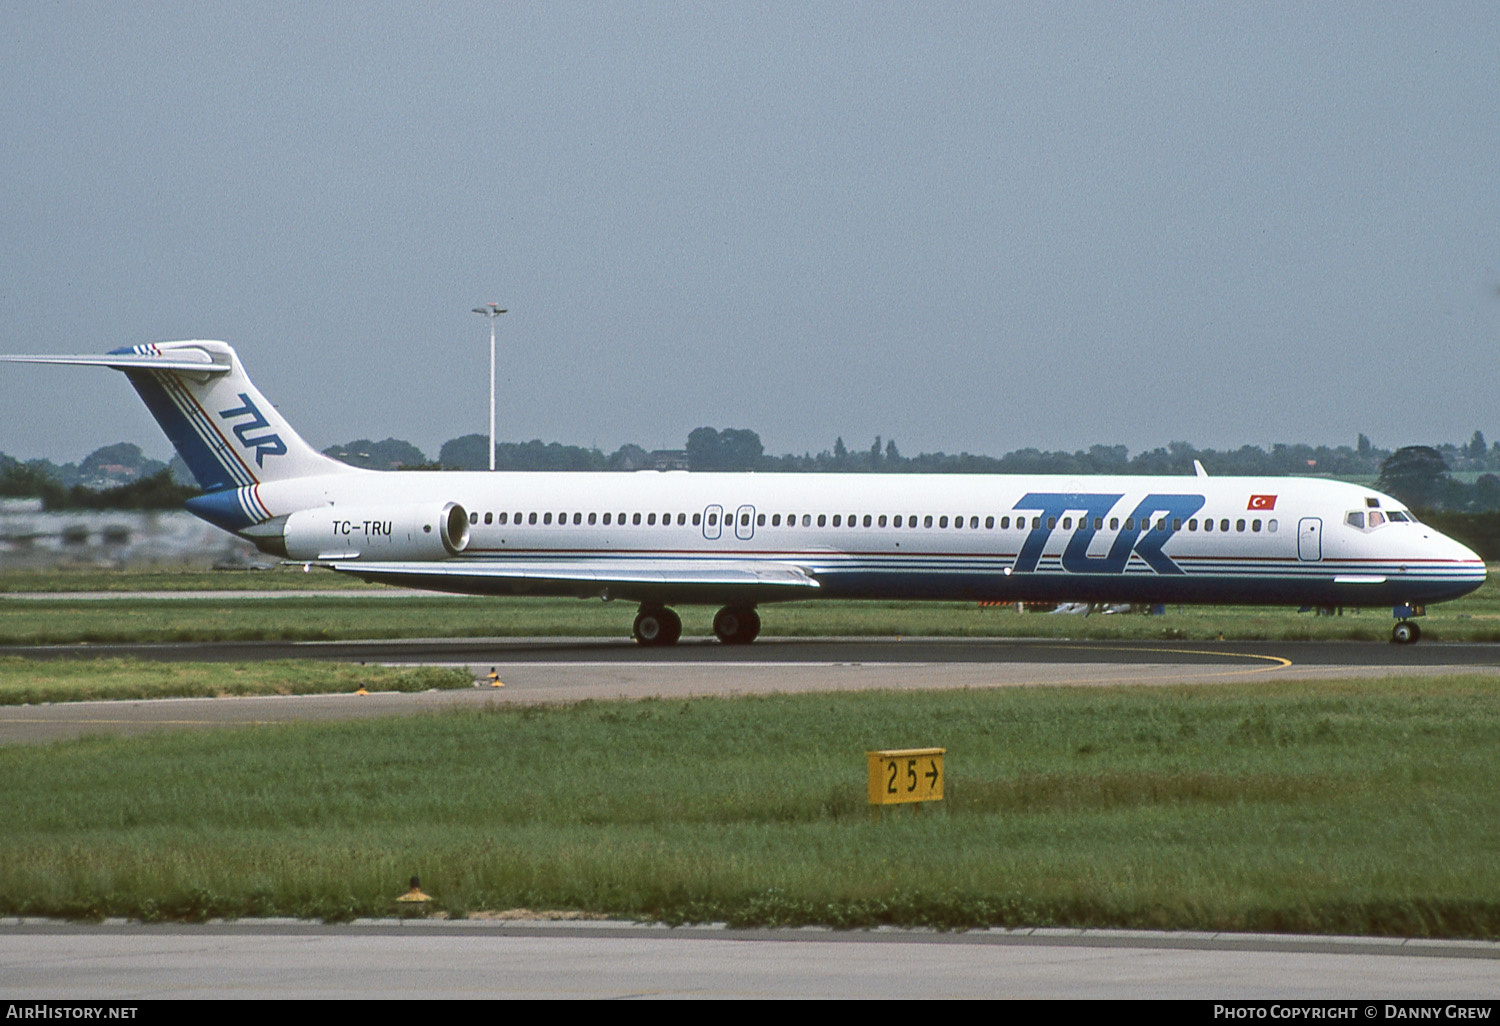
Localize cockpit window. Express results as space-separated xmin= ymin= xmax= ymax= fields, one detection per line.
xmin=1388 ymin=510 xmax=1413 ymax=523
xmin=1348 ymin=509 xmax=1400 ymax=531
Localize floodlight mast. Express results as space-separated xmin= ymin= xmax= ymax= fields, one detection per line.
xmin=471 ymin=302 xmax=507 ymax=471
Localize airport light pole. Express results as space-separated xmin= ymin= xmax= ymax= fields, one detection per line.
xmin=471 ymin=302 xmax=507 ymax=471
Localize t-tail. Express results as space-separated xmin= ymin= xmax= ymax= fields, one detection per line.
xmin=0 ymin=340 xmax=357 ymax=529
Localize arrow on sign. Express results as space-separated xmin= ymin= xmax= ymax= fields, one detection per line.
xmin=926 ymin=761 xmax=940 ymax=789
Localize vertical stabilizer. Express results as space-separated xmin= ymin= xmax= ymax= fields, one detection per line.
xmin=105 ymin=340 xmax=356 ymax=492
xmin=1 ymin=341 xmax=358 ymax=495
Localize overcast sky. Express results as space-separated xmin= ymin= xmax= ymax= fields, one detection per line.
xmin=2 ymin=3 xmax=1497 ymax=466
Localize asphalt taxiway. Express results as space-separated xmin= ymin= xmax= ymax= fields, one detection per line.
xmin=4 ymin=918 xmax=1500 ymax=999
xmin=2 ymin=637 xmax=1498 ymax=745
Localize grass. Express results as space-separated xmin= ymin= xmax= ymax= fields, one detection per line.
xmin=0 ymin=656 xmax=473 ymax=704
xmin=2 ymin=676 xmax=1499 ymax=935
xmin=2 ymin=563 xmax=1497 ymax=644
xmin=0 ymin=565 xmax=382 ymax=593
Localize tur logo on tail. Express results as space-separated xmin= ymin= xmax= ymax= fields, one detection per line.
xmin=218 ymin=393 xmax=287 ymax=467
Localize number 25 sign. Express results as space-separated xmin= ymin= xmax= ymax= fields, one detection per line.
xmin=866 ymin=748 xmax=945 ymax=806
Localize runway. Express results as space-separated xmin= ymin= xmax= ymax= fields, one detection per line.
xmin=3 ymin=637 xmax=1498 ymax=745
xmin=3 ymin=918 xmax=1498 ymax=999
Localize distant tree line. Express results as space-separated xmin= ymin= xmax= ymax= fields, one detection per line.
xmin=6 ymin=430 xmax=1500 ymax=521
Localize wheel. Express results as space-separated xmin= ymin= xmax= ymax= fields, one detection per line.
xmin=1391 ymin=621 xmax=1421 ymax=644
xmin=713 ymin=606 xmax=760 ymax=644
xmin=633 ymin=606 xmax=682 ymax=646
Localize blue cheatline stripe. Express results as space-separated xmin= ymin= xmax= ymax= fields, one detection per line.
xmin=437 ymin=549 xmax=1480 ymax=587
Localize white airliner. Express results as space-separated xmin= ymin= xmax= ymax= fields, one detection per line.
xmin=1 ymin=340 xmax=1485 ymax=645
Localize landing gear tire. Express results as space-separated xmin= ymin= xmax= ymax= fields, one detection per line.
xmin=633 ymin=606 xmax=682 ymax=646
xmin=712 ymin=605 xmax=761 ymax=645
xmin=1392 ymin=620 xmax=1421 ymax=645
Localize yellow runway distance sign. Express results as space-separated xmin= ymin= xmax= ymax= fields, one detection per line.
xmin=867 ymin=748 xmax=945 ymax=805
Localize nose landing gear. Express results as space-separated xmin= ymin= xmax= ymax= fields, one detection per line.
xmin=1391 ymin=620 xmax=1421 ymax=644
xmin=1391 ymin=603 xmax=1425 ymax=644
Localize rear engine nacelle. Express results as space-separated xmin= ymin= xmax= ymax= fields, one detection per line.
xmin=274 ymin=502 xmax=471 ymax=561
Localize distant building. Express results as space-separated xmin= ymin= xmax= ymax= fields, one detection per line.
xmin=650 ymin=450 xmax=690 ymax=471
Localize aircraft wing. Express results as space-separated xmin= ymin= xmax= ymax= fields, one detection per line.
xmin=316 ymin=557 xmax=822 ymax=603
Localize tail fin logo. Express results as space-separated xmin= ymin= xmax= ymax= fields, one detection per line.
xmin=218 ymin=393 xmax=288 ymax=467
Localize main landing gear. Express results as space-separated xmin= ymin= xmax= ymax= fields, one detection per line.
xmin=632 ymin=604 xmax=760 ymax=646
xmin=632 ymin=605 xmax=682 ymax=647
xmin=711 ymin=605 xmax=761 ymax=645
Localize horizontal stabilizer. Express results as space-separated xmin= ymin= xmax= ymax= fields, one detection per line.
xmin=0 ymin=352 xmax=230 ymax=373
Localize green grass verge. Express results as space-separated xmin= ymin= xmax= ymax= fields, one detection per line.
xmin=0 ymin=657 xmax=472 ymax=704
xmin=2 ymin=583 xmax=1499 ymax=645
xmin=2 ymin=563 xmax=1497 ymax=644
xmin=0 ymin=565 xmax=382 ymax=593
xmin=3 ymin=675 xmax=1499 ymax=935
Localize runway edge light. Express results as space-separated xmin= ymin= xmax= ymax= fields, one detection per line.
xmin=396 ymin=876 xmax=431 ymax=903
